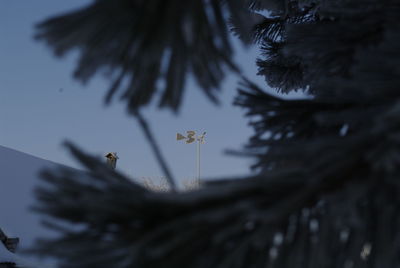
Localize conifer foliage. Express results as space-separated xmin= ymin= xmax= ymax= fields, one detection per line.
xmin=36 ymin=0 xmax=259 ymax=112
xmin=33 ymin=0 xmax=400 ymax=267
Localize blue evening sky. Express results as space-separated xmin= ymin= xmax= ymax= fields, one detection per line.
xmin=0 ymin=1 xmax=303 ymax=184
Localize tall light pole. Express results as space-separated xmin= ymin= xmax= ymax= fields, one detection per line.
xmin=177 ymin=131 xmax=206 ymax=180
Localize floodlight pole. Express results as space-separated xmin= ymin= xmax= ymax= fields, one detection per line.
xmin=197 ymin=138 xmax=201 ymax=180
xmin=177 ymin=131 xmax=205 ymax=181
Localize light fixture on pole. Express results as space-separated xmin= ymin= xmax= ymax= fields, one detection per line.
xmin=105 ymin=152 xmax=119 ymax=169
xmin=176 ymin=131 xmax=206 ymax=180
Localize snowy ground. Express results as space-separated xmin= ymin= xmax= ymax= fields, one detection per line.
xmin=0 ymin=145 xmax=75 ymax=267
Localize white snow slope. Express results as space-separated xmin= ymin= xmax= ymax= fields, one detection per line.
xmin=0 ymin=145 xmax=75 ymax=267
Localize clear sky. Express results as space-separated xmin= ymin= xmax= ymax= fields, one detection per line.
xmin=0 ymin=1 xmax=303 ymax=184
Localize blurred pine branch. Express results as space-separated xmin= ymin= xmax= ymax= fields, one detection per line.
xmin=29 ymin=0 xmax=400 ymax=267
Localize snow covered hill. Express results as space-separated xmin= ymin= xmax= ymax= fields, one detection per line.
xmin=0 ymin=145 xmax=75 ymax=267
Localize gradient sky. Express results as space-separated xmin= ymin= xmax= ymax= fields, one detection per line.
xmin=0 ymin=1 xmax=304 ymax=184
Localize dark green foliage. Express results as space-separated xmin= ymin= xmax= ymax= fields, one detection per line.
xmin=238 ymin=0 xmax=400 ymax=174
xmin=32 ymin=0 xmax=400 ymax=267
xmin=0 ymin=229 xmax=18 ymax=267
xmin=35 ymin=0 xmax=260 ymax=113
xmin=0 ymin=263 xmax=17 ymax=268
xmin=31 ymin=144 xmax=334 ymax=268
xmin=0 ymin=229 xmax=19 ymax=253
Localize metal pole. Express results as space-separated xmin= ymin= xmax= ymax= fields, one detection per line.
xmin=196 ymin=138 xmax=198 ymax=180
xmin=197 ymin=138 xmax=201 ymax=180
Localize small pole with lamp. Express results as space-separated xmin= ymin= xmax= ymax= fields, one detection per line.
xmin=105 ymin=152 xmax=119 ymax=169
xmin=177 ymin=131 xmax=206 ymax=180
